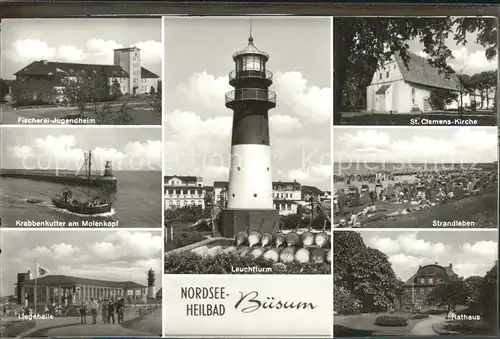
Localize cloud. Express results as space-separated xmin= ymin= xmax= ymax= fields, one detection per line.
xmin=274 ymin=71 xmax=332 ymax=124
xmin=418 ymin=47 xmax=497 ymax=75
xmin=270 ymin=115 xmax=303 ymax=134
xmin=8 ymin=135 xmax=161 ymax=171
xmin=361 ymin=231 xmax=498 ymax=281
xmin=2 ymin=231 xmax=162 ymax=291
xmin=334 ymin=128 xmax=497 ymax=164
xmin=173 ymin=71 xmax=331 ymax=124
xmin=8 ymin=38 xmax=162 ymax=67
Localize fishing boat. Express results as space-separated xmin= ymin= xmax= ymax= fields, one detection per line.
xmin=51 ymin=150 xmax=112 ymax=215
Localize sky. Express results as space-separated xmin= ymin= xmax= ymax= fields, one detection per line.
xmin=0 ymin=230 xmax=162 ymax=297
xmin=1 ymin=127 xmax=162 ymax=171
xmin=355 ymin=230 xmax=498 ymax=281
xmin=163 ymin=17 xmax=332 ymax=191
xmin=407 ymin=17 xmax=498 ymax=75
xmin=334 ymin=127 xmax=497 ymax=164
xmin=1 ymin=18 xmax=162 ymax=79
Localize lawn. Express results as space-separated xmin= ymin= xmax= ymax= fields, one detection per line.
xmin=433 ymin=320 xmax=494 ymax=335
xmin=335 ymin=186 xmax=498 ymax=228
xmin=364 ymin=186 xmax=498 ymax=228
xmin=337 ymin=112 xmax=496 ymax=126
xmin=334 ymin=312 xmax=424 ymax=336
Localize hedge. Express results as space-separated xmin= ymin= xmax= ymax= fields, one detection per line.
xmin=374 ymin=315 xmax=408 ymax=327
xmin=412 ymin=314 xmax=430 ymax=320
xmin=165 ymin=251 xmax=331 ymax=274
xmin=165 ymin=231 xmax=209 ymax=252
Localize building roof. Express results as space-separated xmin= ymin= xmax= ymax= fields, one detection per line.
xmin=395 ymin=52 xmax=460 ymax=91
xmin=156 ymin=288 xmax=162 ymax=298
xmin=214 ymin=181 xmax=302 ymax=189
xmin=14 ymin=61 xmax=159 ymax=79
xmin=165 ymin=175 xmax=198 ymax=182
xmin=213 ymin=181 xmax=229 ymax=189
xmin=273 ymin=199 xmax=299 ymax=204
xmin=376 ymin=84 xmax=391 ymax=94
xmin=403 ymin=263 xmax=457 ymax=286
xmin=232 ymin=36 xmax=269 ymax=61
xmin=114 ymin=47 xmax=141 ymax=51
xmin=141 ymin=67 xmax=159 ymax=79
xmin=19 ymin=275 xmax=147 ymax=289
xmin=302 ymin=185 xmax=324 ymax=196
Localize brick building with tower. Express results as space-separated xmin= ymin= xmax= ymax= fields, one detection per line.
xmin=13 ymin=46 xmax=159 ymax=100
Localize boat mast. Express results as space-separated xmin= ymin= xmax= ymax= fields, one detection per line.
xmin=87 ymin=150 xmax=92 ymax=201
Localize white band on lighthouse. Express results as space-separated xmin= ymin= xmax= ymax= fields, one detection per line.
xmin=227 ymin=144 xmax=273 ymax=209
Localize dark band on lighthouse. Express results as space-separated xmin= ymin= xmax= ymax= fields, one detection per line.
xmin=225 ymin=36 xmax=276 ymax=146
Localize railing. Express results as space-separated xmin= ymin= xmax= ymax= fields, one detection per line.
xmin=225 ymin=89 xmax=276 ymax=104
xmin=229 ymin=70 xmax=272 ymax=82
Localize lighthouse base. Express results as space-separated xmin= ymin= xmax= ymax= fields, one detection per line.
xmin=218 ymin=209 xmax=280 ymax=238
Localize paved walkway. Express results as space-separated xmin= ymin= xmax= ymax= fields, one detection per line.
xmin=410 ymin=315 xmax=446 ymax=336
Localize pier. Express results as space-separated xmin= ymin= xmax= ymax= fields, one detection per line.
xmin=0 ymin=169 xmax=118 ymax=191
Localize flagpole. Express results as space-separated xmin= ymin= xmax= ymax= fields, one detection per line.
xmin=34 ymin=260 xmax=37 ymax=314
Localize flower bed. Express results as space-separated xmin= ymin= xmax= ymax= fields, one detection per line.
xmin=374 ymin=315 xmax=408 ymax=327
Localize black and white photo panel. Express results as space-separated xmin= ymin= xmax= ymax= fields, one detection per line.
xmin=333 ymin=230 xmax=498 ymax=337
xmin=0 ymin=18 xmax=162 ymax=126
xmin=333 ymin=127 xmax=498 ymax=229
xmin=0 ymin=229 xmax=163 ymax=337
xmin=0 ymin=127 xmax=162 ymax=228
xmin=333 ymin=17 xmax=498 ymax=126
xmin=162 ymin=16 xmax=333 ymax=338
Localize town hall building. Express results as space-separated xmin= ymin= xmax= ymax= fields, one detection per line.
xmin=366 ymin=51 xmax=495 ymax=113
xmin=13 ymin=46 xmax=159 ymax=98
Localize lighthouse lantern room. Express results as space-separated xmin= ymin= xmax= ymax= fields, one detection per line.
xmin=218 ymin=26 xmax=280 ymax=238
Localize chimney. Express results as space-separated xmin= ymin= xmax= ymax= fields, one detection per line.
xmin=41 ymin=60 xmax=48 ymax=65
xmin=435 ymin=262 xmax=438 ymax=265
xmin=449 ymin=263 xmax=452 ymax=269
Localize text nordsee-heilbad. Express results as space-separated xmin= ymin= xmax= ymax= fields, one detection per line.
xmin=181 ymin=286 xmax=227 ymax=317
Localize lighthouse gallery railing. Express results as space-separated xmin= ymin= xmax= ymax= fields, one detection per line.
xmin=225 ymin=88 xmax=276 ymax=104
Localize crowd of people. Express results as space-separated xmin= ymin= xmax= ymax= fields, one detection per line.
xmin=78 ymin=297 xmax=126 ymax=325
xmin=333 ymin=169 xmax=497 ymax=227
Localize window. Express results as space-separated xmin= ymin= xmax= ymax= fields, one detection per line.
xmin=379 ymin=73 xmax=382 ymax=80
xmin=386 ymin=71 xmax=389 ymax=78
xmin=412 ymin=88 xmax=416 ymax=105
xmin=394 ymin=64 xmax=396 ymax=70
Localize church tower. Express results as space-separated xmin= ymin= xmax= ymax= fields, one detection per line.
xmin=113 ymin=46 xmax=141 ymax=95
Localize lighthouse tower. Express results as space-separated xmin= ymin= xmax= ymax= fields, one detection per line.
xmin=219 ymin=28 xmax=280 ymax=237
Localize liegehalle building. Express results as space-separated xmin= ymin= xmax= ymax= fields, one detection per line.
xmin=16 ymin=271 xmax=148 ymax=306
xmin=14 ymin=47 xmax=159 ymax=97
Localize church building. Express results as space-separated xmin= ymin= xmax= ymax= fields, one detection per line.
xmin=366 ymin=51 xmax=494 ymax=113
xmin=13 ymin=46 xmax=159 ymax=98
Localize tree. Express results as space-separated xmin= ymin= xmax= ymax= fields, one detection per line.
xmin=149 ymin=86 xmax=155 ymax=95
xmin=429 ymin=88 xmax=458 ymax=110
xmin=91 ymin=68 xmax=111 ymax=102
xmin=480 ymin=262 xmax=497 ymax=331
xmin=464 ymin=275 xmax=483 ymax=310
xmin=334 ymin=231 xmax=402 ymax=312
xmin=111 ymin=79 xmax=122 ymax=100
xmin=333 ymin=17 xmax=497 ymax=124
xmin=0 ymin=78 xmax=9 ymax=102
xmin=62 ymin=75 xmax=93 ymax=114
xmin=10 ymin=78 xmax=56 ymax=105
xmin=426 ymin=279 xmax=469 ymax=311
xmin=455 ymin=71 xmax=473 ymax=118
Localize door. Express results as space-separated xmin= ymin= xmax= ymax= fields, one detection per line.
xmin=423 ymin=98 xmax=430 ymax=112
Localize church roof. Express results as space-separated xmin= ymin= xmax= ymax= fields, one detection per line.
xmin=395 ymin=52 xmax=461 ymax=91
xmin=18 ymin=274 xmax=146 ymax=288
xmin=14 ymin=61 xmax=159 ymax=79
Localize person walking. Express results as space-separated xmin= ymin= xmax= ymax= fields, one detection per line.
xmin=78 ymin=301 xmax=87 ymax=324
xmin=89 ymin=298 xmax=98 ymax=324
xmin=116 ymin=298 xmax=125 ymax=324
xmin=107 ymin=298 xmax=115 ymax=324
xmin=102 ymin=300 xmax=108 ymax=323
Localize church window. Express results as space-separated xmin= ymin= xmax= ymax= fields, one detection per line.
xmin=386 ymin=71 xmax=389 ymax=78
xmin=412 ymin=88 xmax=416 ymax=105
xmin=379 ymin=73 xmax=382 ymax=80
xmin=394 ymin=64 xmax=396 ymax=69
